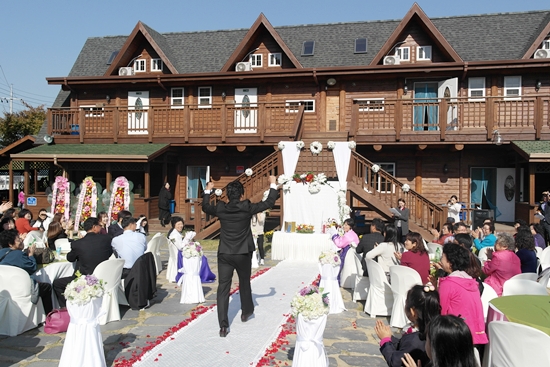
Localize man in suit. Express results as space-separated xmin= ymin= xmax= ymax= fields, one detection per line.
xmin=202 ymin=176 xmax=278 ymax=337
xmin=53 ymin=217 xmax=113 ymax=307
xmin=107 ymin=210 xmax=132 ymax=238
xmin=356 ymin=217 xmax=385 ymax=276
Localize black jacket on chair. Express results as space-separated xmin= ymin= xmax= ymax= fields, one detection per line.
xmin=124 ymin=252 xmax=157 ymax=310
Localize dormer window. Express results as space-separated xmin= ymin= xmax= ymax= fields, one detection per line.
xmin=151 ymin=58 xmax=163 ymax=71
xmin=355 ymin=38 xmax=367 ymax=53
xmin=396 ymin=47 xmax=410 ymax=61
xmin=249 ymin=54 xmax=262 ymax=67
xmin=543 ymin=39 xmax=550 ymax=49
xmin=417 ymin=46 xmax=432 ymax=61
xmin=134 ymin=59 xmax=146 ymax=72
xmin=268 ymin=53 xmax=282 ymax=66
xmin=302 ymin=41 xmax=315 ymax=56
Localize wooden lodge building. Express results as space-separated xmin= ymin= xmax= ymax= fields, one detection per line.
xmin=6 ymin=4 xmax=550 ymax=238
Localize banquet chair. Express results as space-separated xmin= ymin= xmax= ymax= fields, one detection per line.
xmin=389 ymin=265 xmax=422 ymax=328
xmin=535 ymin=246 xmax=542 ymax=258
xmin=340 ymin=248 xmax=356 ymax=288
xmin=539 ymin=247 xmax=550 ymax=272
xmin=145 ymin=232 xmax=164 ymax=275
xmin=508 ymin=272 xmax=538 ymax=282
xmin=538 ymin=267 xmax=550 ymax=288
xmin=352 ymin=251 xmax=369 ymax=301
xmin=93 ymin=259 xmax=124 ymax=325
xmin=166 ymin=238 xmax=179 ymax=282
xmin=364 ymin=259 xmax=393 ymax=318
xmin=427 ymin=243 xmax=442 ymax=255
xmin=501 ymin=279 xmax=548 ymax=296
xmin=54 ymin=238 xmax=72 ymax=253
xmin=487 ymin=321 xmax=550 ymax=367
xmin=480 ymin=282 xmax=499 ymax=322
xmin=23 ymin=230 xmax=46 ymax=249
xmin=0 ymin=265 xmax=46 ymax=336
xmin=477 ymin=246 xmax=494 ymax=264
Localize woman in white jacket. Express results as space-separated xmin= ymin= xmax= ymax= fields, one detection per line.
xmin=366 ymin=224 xmax=403 ymax=276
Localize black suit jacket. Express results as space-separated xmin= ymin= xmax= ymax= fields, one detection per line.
xmin=107 ymin=223 xmax=123 ymax=238
xmin=356 ymin=232 xmax=385 ymax=275
xmin=66 ymin=232 xmax=113 ymax=275
xmin=202 ymin=188 xmax=278 ymax=254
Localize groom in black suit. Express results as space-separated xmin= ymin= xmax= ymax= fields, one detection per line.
xmin=202 ymin=176 xmax=278 ymax=337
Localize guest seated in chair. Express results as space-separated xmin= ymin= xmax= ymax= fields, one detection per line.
xmin=471 ymin=222 xmax=497 ymax=252
xmin=483 ymin=232 xmax=521 ymax=296
xmin=515 ymin=225 xmax=538 ymax=274
xmin=395 ymin=232 xmax=430 ymax=282
xmin=107 ymin=210 xmax=132 ymax=238
xmin=15 ymin=209 xmax=41 ymax=235
xmin=366 ymin=224 xmax=403 ymax=277
xmin=330 ymin=218 xmax=360 ymax=285
xmin=356 ymin=218 xmax=385 ymax=276
xmin=111 ymin=217 xmax=146 ymax=279
xmin=46 ymin=222 xmax=68 ymax=251
xmin=0 ymin=229 xmax=53 ymax=314
xmin=53 ymin=217 xmax=113 ymax=307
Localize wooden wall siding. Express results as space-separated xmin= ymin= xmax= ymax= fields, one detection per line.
xmin=295 ymin=150 xmax=338 ymax=177
xmin=401 ymin=21 xmax=445 ymax=63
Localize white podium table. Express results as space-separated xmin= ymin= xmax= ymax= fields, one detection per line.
xmin=271 ymin=232 xmax=334 ymax=262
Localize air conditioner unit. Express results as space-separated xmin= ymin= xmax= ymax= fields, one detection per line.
xmin=235 ymin=62 xmax=252 ymax=72
xmin=534 ymin=48 xmax=550 ymax=59
xmin=118 ymin=67 xmax=134 ymax=76
xmin=383 ymin=55 xmax=400 ymax=65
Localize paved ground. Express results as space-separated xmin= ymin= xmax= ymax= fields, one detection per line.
xmin=0 ymin=238 xmax=394 ymax=367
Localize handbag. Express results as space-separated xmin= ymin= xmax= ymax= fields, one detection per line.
xmin=44 ymin=308 xmax=70 ymax=334
xmin=33 ymin=247 xmax=55 ymax=264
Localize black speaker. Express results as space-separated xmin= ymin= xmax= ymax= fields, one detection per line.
xmin=472 ymin=209 xmax=494 ymax=230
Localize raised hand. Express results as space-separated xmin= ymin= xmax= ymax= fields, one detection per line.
xmin=401 ymin=353 xmax=421 ymax=367
xmin=374 ymin=319 xmax=392 ymax=339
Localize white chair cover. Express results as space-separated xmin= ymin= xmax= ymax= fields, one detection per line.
xmin=480 ymin=282 xmax=499 ymax=322
xmin=292 ymin=314 xmax=328 ymax=367
xmin=23 ymin=230 xmax=46 ymax=249
xmin=0 ymin=265 xmax=46 ymax=336
xmin=508 ymin=272 xmax=538 ymax=282
xmin=427 ymin=243 xmax=443 ymax=255
xmin=55 ymin=238 xmax=72 ymax=253
xmin=352 ymin=251 xmax=369 ymax=302
xmin=535 ymin=246 xmax=543 ymax=258
xmin=502 ymin=279 xmax=548 ymax=296
xmin=93 ymin=259 xmax=124 ymax=325
xmin=59 ymin=297 xmax=106 ymax=367
xmin=340 ymin=248 xmax=356 ymax=289
xmin=145 ymin=232 xmax=164 ymax=275
xmin=388 ymin=265 xmax=422 ymax=328
xmin=538 ymin=267 xmax=550 ymax=288
xmin=33 ymin=261 xmax=76 ymax=309
xmin=364 ymin=259 xmax=394 ymax=317
xmin=166 ymin=239 xmax=179 ymax=282
xmin=178 ymin=256 xmax=205 ymax=304
xmin=318 ymin=263 xmax=346 ymax=314
xmin=477 ymin=246 xmax=494 ymax=265
xmin=488 ymin=321 xmax=550 ymax=367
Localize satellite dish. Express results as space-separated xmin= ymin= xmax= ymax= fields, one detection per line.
xmin=44 ymin=135 xmax=54 ymax=144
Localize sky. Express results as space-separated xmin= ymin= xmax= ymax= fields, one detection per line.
xmin=0 ymin=0 xmax=548 ymax=113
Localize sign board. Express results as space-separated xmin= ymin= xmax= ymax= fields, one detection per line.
xmin=236 ymin=166 xmax=244 ymax=174
xmin=26 ymin=197 xmax=37 ymax=206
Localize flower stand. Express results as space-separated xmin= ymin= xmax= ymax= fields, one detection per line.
xmin=178 ymin=256 xmax=205 ymax=304
xmin=292 ymin=314 xmax=328 ymax=367
xmin=318 ymin=263 xmax=346 ymax=314
xmin=59 ymin=297 xmax=106 ymax=367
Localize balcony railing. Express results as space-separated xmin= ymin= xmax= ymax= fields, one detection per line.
xmin=48 ymin=95 xmax=550 ymax=144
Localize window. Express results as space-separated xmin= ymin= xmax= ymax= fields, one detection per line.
xmin=134 ymin=59 xmax=146 ymax=72
xmin=468 ymin=77 xmax=485 ymax=101
xmin=81 ymin=105 xmax=104 ymax=118
xmin=356 ymin=98 xmax=385 ymax=112
xmin=171 ymin=88 xmax=184 ymax=109
xmin=355 ymin=38 xmax=368 ymax=53
xmin=396 ymin=47 xmax=410 ymax=61
xmin=268 ymin=53 xmax=282 ymax=66
xmin=366 ymin=163 xmax=396 ymax=193
xmin=285 ymin=100 xmax=315 ymax=113
xmin=542 ymin=39 xmax=550 ymax=49
xmin=198 ymin=87 xmax=212 ymax=108
xmin=504 ymin=76 xmax=522 ymax=100
xmin=249 ymin=54 xmax=262 ymax=67
xmin=417 ymin=46 xmax=432 ymax=61
xmin=151 ymin=58 xmax=163 ymax=72
xmin=107 ymin=51 xmax=119 ymax=65
xmin=302 ymin=41 xmax=315 ymax=56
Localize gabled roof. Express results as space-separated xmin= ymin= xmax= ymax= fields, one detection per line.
xmin=103 ymin=21 xmax=178 ymax=76
xmin=522 ymin=12 xmax=550 ymax=59
xmin=371 ymin=3 xmax=462 ymax=65
xmin=221 ymin=13 xmax=302 ymax=72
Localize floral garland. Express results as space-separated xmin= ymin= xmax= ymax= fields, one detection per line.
xmin=279 ymin=172 xmax=327 ymax=194
xmin=74 ymin=177 xmax=98 ymax=231
xmin=310 ymin=141 xmax=323 ymax=154
xmin=108 ymin=176 xmax=130 ymax=222
xmin=51 ymin=176 xmax=71 ymax=221
xmin=337 ymin=189 xmax=351 ymax=225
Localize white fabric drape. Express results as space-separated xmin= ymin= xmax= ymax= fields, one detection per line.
xmin=318 ymin=264 xmax=346 ymax=314
xmin=281 ymin=141 xmax=301 ymax=176
xmin=293 ymin=314 xmax=328 ymax=367
xmin=271 ymin=232 xmax=334 ymax=261
xmin=332 ymin=142 xmax=351 ymax=190
xmin=178 ymin=256 xmax=205 ymax=304
xmin=59 ymin=297 xmax=106 ymax=367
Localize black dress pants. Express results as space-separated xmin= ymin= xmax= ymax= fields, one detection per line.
xmin=53 ymin=275 xmax=76 ymax=308
xmin=257 ymin=234 xmax=265 ymax=260
xmin=38 ymin=282 xmax=53 ymax=314
xmin=217 ymin=252 xmax=253 ymax=328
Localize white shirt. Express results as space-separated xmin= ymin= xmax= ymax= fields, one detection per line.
xmin=365 ymin=241 xmax=404 ymax=273
xmin=111 ymin=229 xmax=147 ymax=269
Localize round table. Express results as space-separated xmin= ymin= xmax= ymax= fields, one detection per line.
xmin=488 ymin=295 xmax=550 ymax=335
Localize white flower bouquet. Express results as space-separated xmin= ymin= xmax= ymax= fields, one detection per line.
xmin=348 ymin=141 xmax=356 ymax=149
xmin=327 ymin=141 xmax=336 ymax=150
xmin=296 ymin=141 xmax=305 ymax=149
xmin=64 ymin=272 xmax=105 ymax=306
xmin=319 ymin=250 xmax=341 ymax=267
xmin=215 ymin=189 xmax=223 ymax=197
xmin=278 ymin=141 xmax=285 ymax=150
xmin=314 ymin=172 xmax=327 ymax=184
xmin=277 ymin=174 xmax=291 ymax=185
xmin=245 ymin=168 xmax=253 ymax=176
xmin=182 ymin=241 xmax=204 ymax=258
xmin=308 ymin=181 xmax=322 ymax=194
xmin=372 ymin=164 xmax=380 ymax=173
xmin=402 ymin=184 xmax=410 ymax=192
xmin=291 ymin=285 xmax=330 ymax=321
xmin=310 ymin=141 xmax=323 ymax=154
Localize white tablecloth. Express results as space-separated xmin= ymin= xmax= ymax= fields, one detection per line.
xmin=271 ymin=232 xmax=334 ymax=261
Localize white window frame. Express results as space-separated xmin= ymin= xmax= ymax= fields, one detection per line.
xmin=151 ymin=58 xmax=163 ymax=72
xmin=542 ymin=39 xmax=550 ymax=49
xmin=504 ymin=76 xmax=522 ymax=100
xmin=285 ymin=100 xmax=315 ymax=113
xmin=81 ymin=105 xmax=104 ymax=118
xmin=268 ymin=53 xmax=281 ymax=66
xmin=356 ymin=98 xmax=385 ymax=112
xmin=365 ymin=162 xmax=396 ymax=193
xmin=198 ymin=87 xmax=212 ymax=108
xmin=417 ymin=46 xmax=432 ymax=61
xmin=134 ymin=59 xmax=146 ymax=72
xmin=171 ymin=87 xmax=184 ymax=109
xmin=468 ymin=77 xmax=486 ymax=101
xmin=249 ymin=54 xmax=262 ymax=67
xmin=396 ymin=46 xmax=410 ymax=61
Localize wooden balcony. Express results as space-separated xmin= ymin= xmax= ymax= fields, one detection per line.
xmin=48 ymin=95 xmax=550 ymax=145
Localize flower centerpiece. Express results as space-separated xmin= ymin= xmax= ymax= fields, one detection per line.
xmin=64 ymin=271 xmax=105 ymax=306
xmin=182 ymin=241 xmax=204 ymax=259
xmin=74 ymin=176 xmax=98 ymax=231
xmin=310 ymin=141 xmax=323 ymax=155
xmin=290 ymin=285 xmax=330 ymax=321
xmin=245 ymin=168 xmax=253 ymax=177
xmin=296 ymin=224 xmax=315 ymax=234
xmin=319 ymin=250 xmax=341 ymax=267
xmin=51 ymin=176 xmax=71 ymax=221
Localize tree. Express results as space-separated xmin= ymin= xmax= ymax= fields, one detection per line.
xmin=0 ymin=105 xmax=46 ymax=147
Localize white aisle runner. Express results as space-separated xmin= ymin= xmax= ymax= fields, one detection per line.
xmin=135 ymin=260 xmax=319 ymax=367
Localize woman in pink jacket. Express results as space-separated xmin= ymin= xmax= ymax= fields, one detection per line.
xmin=483 ymin=232 xmax=521 ymax=296
xmin=331 ymin=218 xmax=359 ymax=285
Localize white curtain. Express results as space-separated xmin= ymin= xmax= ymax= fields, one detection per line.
xmin=332 ymin=142 xmax=351 ymax=190
xmin=281 ymin=141 xmax=301 ymax=176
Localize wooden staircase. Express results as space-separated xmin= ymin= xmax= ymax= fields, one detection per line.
xmin=194 ymin=148 xmax=442 ymax=240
